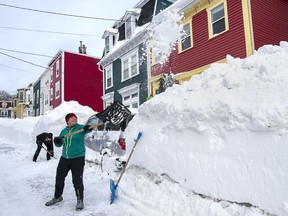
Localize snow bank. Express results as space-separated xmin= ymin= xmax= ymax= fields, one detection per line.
xmin=0 ymin=117 xmax=38 ymax=144
xmin=31 ymin=101 xmax=95 ymax=140
xmin=0 ymin=101 xmax=95 ymax=145
xmin=126 ymin=42 xmax=288 ymax=216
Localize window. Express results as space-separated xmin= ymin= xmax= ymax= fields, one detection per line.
xmin=105 ymin=65 xmax=113 ymax=89
xmin=36 ymin=90 xmax=39 ymax=104
xmin=121 ymin=51 xmax=139 ymax=81
xmin=118 ymin=83 xmax=140 ymax=108
xmin=50 ymin=88 xmax=53 ymax=100
xmin=208 ymin=1 xmax=229 ymax=38
xmin=102 ymin=92 xmax=114 ymax=109
xmin=126 ymin=16 xmax=132 ymax=39
xmin=180 ymin=23 xmax=192 ymax=51
xmin=123 ymin=59 xmax=129 ymax=80
xmin=56 ymin=60 xmax=60 ymax=77
xmin=105 ymin=36 xmax=110 ymax=54
xmin=19 ymin=91 xmax=24 ymax=103
xmin=1 ymin=110 xmax=8 ymax=116
xmin=123 ymin=92 xmax=139 ymax=108
xmin=55 ymin=81 xmax=60 ymax=99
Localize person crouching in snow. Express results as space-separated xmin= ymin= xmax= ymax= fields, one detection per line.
xmin=45 ymin=113 xmax=91 ymax=211
xmin=33 ymin=132 xmax=53 ymax=162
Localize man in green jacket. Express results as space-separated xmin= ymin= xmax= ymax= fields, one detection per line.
xmin=45 ymin=113 xmax=91 ymax=211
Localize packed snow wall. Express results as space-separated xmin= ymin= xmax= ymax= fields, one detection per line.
xmin=125 ymin=42 xmax=288 ymax=216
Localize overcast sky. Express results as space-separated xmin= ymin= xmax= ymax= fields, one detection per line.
xmin=0 ymin=0 xmax=138 ymax=94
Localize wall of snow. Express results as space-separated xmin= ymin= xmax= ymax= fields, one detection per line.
xmin=31 ymin=101 xmax=95 ymax=140
xmin=125 ymin=42 xmax=288 ymax=216
xmin=0 ymin=117 xmax=38 ymax=144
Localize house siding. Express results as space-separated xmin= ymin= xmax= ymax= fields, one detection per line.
xmin=250 ymin=0 xmax=288 ymax=50
xmin=64 ymin=52 xmax=103 ymax=112
xmin=152 ymin=0 xmax=247 ymax=77
xmin=105 ymin=44 xmax=148 ymax=105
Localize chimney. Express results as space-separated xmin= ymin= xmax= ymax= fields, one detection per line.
xmin=79 ymin=41 xmax=83 ymax=54
xmin=83 ymin=44 xmax=87 ymax=54
xmin=78 ymin=41 xmax=87 ymax=54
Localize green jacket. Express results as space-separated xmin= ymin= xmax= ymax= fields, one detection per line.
xmin=55 ymin=124 xmax=88 ymax=159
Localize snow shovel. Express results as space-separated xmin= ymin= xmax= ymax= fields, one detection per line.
xmin=61 ymin=101 xmax=131 ymax=138
xmin=41 ymin=145 xmax=57 ymax=159
xmin=110 ymin=132 xmax=142 ymax=204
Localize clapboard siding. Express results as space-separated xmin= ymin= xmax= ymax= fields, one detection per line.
xmin=251 ymin=0 xmax=288 ymax=50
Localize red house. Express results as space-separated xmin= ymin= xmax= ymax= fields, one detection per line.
xmin=49 ymin=46 xmax=103 ymax=112
xmin=149 ymin=0 xmax=288 ymax=94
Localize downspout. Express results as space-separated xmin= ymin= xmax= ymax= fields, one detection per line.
xmin=61 ymin=51 xmax=65 ymax=103
xmin=98 ymin=62 xmax=105 ymax=110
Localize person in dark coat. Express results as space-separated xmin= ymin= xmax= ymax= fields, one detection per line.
xmin=33 ymin=132 xmax=54 ymax=162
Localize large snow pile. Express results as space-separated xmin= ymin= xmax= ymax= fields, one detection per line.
xmin=31 ymin=101 xmax=95 ymax=140
xmin=126 ymin=41 xmax=288 ymax=216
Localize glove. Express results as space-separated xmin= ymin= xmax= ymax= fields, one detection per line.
xmin=53 ymin=136 xmax=63 ymax=145
xmin=83 ymin=125 xmax=91 ymax=132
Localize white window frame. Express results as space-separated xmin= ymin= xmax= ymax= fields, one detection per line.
xmin=105 ymin=65 xmax=113 ymax=89
xmin=102 ymin=92 xmax=114 ymax=109
xmin=180 ymin=22 xmax=192 ymax=51
xmin=1 ymin=110 xmax=8 ymax=116
xmin=50 ymin=68 xmax=53 ymax=82
xmin=55 ymin=81 xmax=60 ymax=99
xmin=19 ymin=91 xmax=24 ymax=103
xmin=118 ymin=83 xmax=140 ymax=108
xmin=56 ymin=60 xmax=60 ymax=77
xmin=105 ymin=36 xmax=110 ymax=54
xmin=207 ymin=0 xmax=229 ymax=39
xmin=50 ymin=88 xmax=53 ymax=101
xmin=36 ymin=89 xmax=39 ymax=104
xmin=121 ymin=50 xmax=139 ymax=82
xmin=125 ymin=16 xmax=132 ymax=39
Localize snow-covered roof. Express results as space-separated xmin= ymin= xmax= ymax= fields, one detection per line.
xmin=102 ymin=28 xmax=118 ymax=39
xmin=47 ymin=49 xmax=99 ymax=66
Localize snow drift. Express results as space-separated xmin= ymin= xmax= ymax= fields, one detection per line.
xmin=125 ymin=42 xmax=288 ymax=216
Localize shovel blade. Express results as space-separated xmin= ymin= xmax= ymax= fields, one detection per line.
xmin=110 ymin=179 xmax=118 ymax=204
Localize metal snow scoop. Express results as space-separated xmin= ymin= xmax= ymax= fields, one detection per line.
xmin=110 ymin=132 xmax=142 ymax=204
xmin=60 ymin=101 xmax=131 ymax=138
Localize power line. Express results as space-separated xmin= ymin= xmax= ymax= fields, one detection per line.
xmin=0 ymin=26 xmax=102 ymax=37
xmin=0 ymin=3 xmax=119 ymax=21
xmin=0 ymin=51 xmax=47 ymax=69
xmin=0 ymin=63 xmax=42 ymax=75
xmin=0 ymin=48 xmax=53 ymax=58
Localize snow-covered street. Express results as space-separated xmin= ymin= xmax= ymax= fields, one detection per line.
xmin=0 ymin=138 xmax=268 ymax=216
xmin=1 ymin=42 xmax=288 ymax=216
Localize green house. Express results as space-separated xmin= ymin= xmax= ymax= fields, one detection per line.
xmin=99 ymin=0 xmax=176 ymax=109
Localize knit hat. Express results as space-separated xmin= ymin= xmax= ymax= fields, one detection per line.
xmin=65 ymin=113 xmax=77 ymax=124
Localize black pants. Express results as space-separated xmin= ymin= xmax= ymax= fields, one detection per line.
xmin=33 ymin=141 xmax=54 ymax=162
xmin=54 ymin=156 xmax=85 ymax=201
